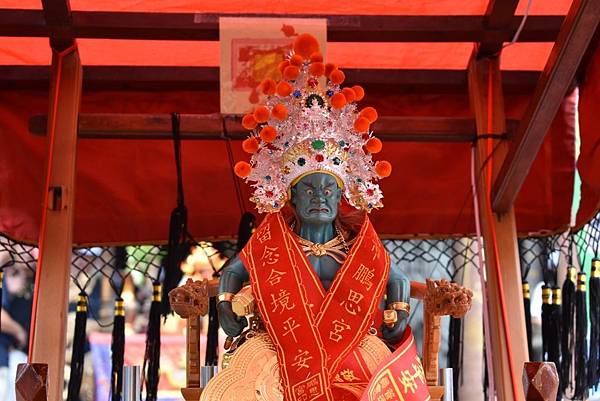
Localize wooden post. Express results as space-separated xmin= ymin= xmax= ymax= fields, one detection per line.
xmin=28 ymin=46 xmax=82 ymax=401
xmin=181 ymin=316 xmax=202 ymax=401
xmin=468 ymin=54 xmax=529 ymax=401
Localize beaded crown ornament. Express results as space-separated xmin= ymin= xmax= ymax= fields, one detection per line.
xmin=234 ymin=33 xmax=392 ymax=213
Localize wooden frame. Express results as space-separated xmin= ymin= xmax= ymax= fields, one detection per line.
xmin=492 ymin=0 xmax=600 ymax=212
xmin=0 ymin=9 xmax=562 ymax=43
xmin=0 ymin=65 xmax=541 ymax=94
xmin=27 ymin=113 xmax=520 ymax=142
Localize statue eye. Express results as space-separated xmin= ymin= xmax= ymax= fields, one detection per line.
xmin=324 ymin=189 xmax=332 ymax=196
xmin=306 ymin=189 xmax=314 ymax=196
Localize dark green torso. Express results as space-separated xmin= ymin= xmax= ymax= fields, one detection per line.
xmin=307 ymin=254 xmax=340 ymax=291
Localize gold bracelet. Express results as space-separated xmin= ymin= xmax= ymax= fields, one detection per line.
xmin=217 ymin=292 xmax=234 ymax=304
xmin=383 ymin=310 xmax=397 ymax=328
xmin=388 ymin=301 xmax=410 ymax=315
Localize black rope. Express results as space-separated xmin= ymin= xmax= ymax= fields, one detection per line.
xmin=223 ymin=117 xmax=246 ymax=216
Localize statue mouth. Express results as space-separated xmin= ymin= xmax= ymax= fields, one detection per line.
xmin=308 ymin=207 xmax=329 ymax=213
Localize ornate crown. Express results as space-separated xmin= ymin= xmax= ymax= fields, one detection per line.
xmin=234 ymin=33 xmax=392 ymax=213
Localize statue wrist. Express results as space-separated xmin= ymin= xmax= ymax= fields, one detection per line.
xmin=387 ymin=301 xmax=410 ymax=315
xmin=217 ymin=292 xmax=235 ymax=304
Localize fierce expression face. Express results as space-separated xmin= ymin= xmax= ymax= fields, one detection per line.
xmin=291 ymin=172 xmax=342 ymax=225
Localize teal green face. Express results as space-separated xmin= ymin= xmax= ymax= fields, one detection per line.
xmin=291 ymin=172 xmax=342 ymax=224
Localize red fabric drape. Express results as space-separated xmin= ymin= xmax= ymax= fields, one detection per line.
xmin=0 ymin=89 xmax=577 ymax=244
xmin=577 ymin=41 xmax=600 ymax=227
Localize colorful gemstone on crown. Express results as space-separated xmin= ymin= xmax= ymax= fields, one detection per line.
xmin=311 ymin=140 xmax=325 ymax=150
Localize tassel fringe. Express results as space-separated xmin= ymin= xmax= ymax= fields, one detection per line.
xmin=111 ymin=298 xmax=126 ymax=401
xmin=523 ymin=281 xmax=533 ymax=359
xmin=144 ymin=283 xmax=162 ymax=401
xmin=589 ymin=260 xmax=600 ymax=390
xmin=560 ymin=267 xmax=576 ymax=395
xmin=574 ymin=273 xmax=588 ymax=399
xmin=67 ymin=292 xmax=88 ymax=401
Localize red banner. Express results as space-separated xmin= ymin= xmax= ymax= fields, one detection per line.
xmin=240 ymin=212 xmax=390 ymax=401
xmin=360 ymin=326 xmax=431 ymax=401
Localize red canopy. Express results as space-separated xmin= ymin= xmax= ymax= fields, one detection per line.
xmin=0 ymin=0 xmax=597 ymax=245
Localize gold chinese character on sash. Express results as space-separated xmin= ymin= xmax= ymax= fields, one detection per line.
xmin=282 ymin=317 xmax=301 ymax=343
xmin=329 ymin=318 xmax=351 ymax=343
xmin=334 ymin=369 xmax=358 ymax=382
xmin=270 ymin=289 xmax=296 ymax=314
xmin=397 ymin=357 xmax=426 ymax=394
xmin=384 ymin=389 xmax=395 ymax=400
xmin=370 ymin=238 xmax=381 ymax=261
xmin=292 ymin=349 xmax=313 ymax=371
xmin=352 ymin=264 xmax=374 ymax=290
xmin=292 ymin=374 xmax=324 ymax=400
xmin=256 ymin=224 xmax=272 ymax=244
xmin=261 ymin=246 xmax=280 ymax=266
xmin=340 ymin=289 xmax=364 ymax=315
xmin=267 ymin=269 xmax=286 ymax=286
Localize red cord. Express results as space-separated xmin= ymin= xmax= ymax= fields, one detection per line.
xmin=484 ymin=60 xmax=520 ymax=401
xmin=28 ymin=44 xmax=77 ymax=360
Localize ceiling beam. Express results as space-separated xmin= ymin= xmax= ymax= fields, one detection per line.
xmin=478 ymin=0 xmax=521 ymax=57
xmin=0 ymin=9 xmax=563 ymax=42
xmin=492 ymin=0 xmax=600 ymax=212
xmin=28 ymin=113 xmax=519 ymax=142
xmin=0 ymin=65 xmax=540 ymax=94
xmin=40 ymin=0 xmax=73 ymax=50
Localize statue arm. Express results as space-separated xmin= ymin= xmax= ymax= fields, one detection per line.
xmin=381 ymin=263 xmax=411 ymax=343
xmin=217 ymin=255 xmax=250 ymax=337
xmin=218 ymin=254 xmax=250 ymax=295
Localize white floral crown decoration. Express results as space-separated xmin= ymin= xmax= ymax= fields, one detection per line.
xmin=234 ymin=33 xmax=392 ymax=213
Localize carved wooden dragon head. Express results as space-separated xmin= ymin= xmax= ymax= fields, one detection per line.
xmin=168 ymin=278 xmax=210 ymax=318
xmin=424 ymin=279 xmax=473 ymax=318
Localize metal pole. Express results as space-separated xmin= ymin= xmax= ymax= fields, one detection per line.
xmin=200 ymin=365 xmax=218 ymax=388
xmin=439 ymin=368 xmax=454 ymax=401
xmin=122 ymin=365 xmax=141 ymax=401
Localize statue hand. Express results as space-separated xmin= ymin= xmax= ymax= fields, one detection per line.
xmin=217 ymin=301 xmax=248 ymax=337
xmin=380 ymin=313 xmax=408 ymax=344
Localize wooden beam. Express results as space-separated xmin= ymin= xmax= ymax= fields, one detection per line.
xmin=468 ymin=54 xmax=528 ymax=401
xmin=27 ymin=113 xmax=519 ymax=142
xmin=41 ymin=0 xmax=73 ymax=51
xmin=0 ymin=9 xmax=563 ymax=42
xmin=0 ymin=65 xmax=541 ymax=94
xmin=478 ymin=0 xmax=521 ymax=57
xmin=29 ymin=47 xmax=82 ymax=401
xmin=492 ymin=0 xmax=600 ymax=212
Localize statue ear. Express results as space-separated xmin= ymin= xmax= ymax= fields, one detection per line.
xmin=290 ymin=186 xmax=297 ymax=205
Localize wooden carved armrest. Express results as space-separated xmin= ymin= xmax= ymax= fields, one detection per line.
xmin=419 ymin=279 xmax=473 ymax=386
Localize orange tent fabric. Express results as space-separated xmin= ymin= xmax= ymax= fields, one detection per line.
xmin=0 ymin=0 xmax=595 ymax=244
xmin=0 ymin=87 xmax=577 ymax=244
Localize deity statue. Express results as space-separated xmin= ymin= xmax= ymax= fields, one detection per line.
xmin=172 ymin=33 xmax=471 ymax=401
xmin=218 ymin=171 xmax=411 ymax=343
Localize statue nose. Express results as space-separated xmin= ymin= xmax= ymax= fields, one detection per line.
xmin=311 ymin=193 xmax=326 ymax=203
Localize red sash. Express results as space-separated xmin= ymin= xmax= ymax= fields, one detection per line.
xmin=360 ymin=327 xmax=431 ymax=401
xmin=240 ymin=212 xmax=390 ymax=401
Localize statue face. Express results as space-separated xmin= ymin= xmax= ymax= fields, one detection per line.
xmin=291 ymin=173 xmax=342 ymax=225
